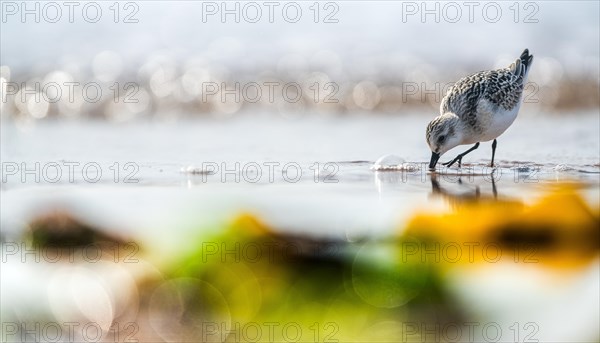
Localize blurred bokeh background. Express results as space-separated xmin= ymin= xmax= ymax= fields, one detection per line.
xmin=1 ymin=1 xmax=599 ymax=342
xmin=1 ymin=1 xmax=599 ymax=122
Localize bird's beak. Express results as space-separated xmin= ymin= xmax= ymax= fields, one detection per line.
xmin=429 ymin=152 xmax=440 ymax=170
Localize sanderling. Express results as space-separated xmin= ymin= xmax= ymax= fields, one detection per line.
xmin=426 ymin=49 xmax=534 ymax=170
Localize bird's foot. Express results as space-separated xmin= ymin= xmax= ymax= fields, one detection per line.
xmin=442 ymin=156 xmax=462 ymax=168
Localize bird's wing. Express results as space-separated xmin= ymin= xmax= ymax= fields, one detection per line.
xmin=480 ymin=69 xmax=526 ymax=112
xmin=488 ymin=48 xmax=533 ymax=111
xmin=440 ymin=69 xmax=528 ymax=119
xmin=441 ymin=49 xmax=534 ymax=118
xmin=440 ymin=70 xmax=488 ymax=121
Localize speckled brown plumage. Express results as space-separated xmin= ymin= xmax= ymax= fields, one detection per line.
xmin=440 ymin=49 xmax=533 ymax=133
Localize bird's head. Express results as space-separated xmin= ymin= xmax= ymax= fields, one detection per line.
xmin=426 ymin=113 xmax=463 ymax=169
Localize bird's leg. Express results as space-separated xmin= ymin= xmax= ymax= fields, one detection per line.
xmin=490 ymin=139 xmax=497 ymax=167
xmin=442 ymin=142 xmax=480 ymax=168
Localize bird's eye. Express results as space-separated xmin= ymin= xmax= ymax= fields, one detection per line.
xmin=438 ymin=135 xmax=446 ymax=143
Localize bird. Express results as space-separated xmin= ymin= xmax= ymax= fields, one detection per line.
xmin=426 ymin=49 xmax=534 ymax=170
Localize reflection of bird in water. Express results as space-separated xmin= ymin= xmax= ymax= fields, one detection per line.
xmin=429 ymin=173 xmax=498 ymax=205
xmin=427 ymin=49 xmax=534 ymax=170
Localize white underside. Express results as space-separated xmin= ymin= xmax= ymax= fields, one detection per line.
xmin=463 ymin=99 xmax=520 ymax=144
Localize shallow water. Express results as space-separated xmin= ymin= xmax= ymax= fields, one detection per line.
xmin=1 ymin=112 xmax=598 ymax=241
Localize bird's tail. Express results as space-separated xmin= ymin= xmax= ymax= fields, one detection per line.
xmin=509 ymin=48 xmax=534 ymax=81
